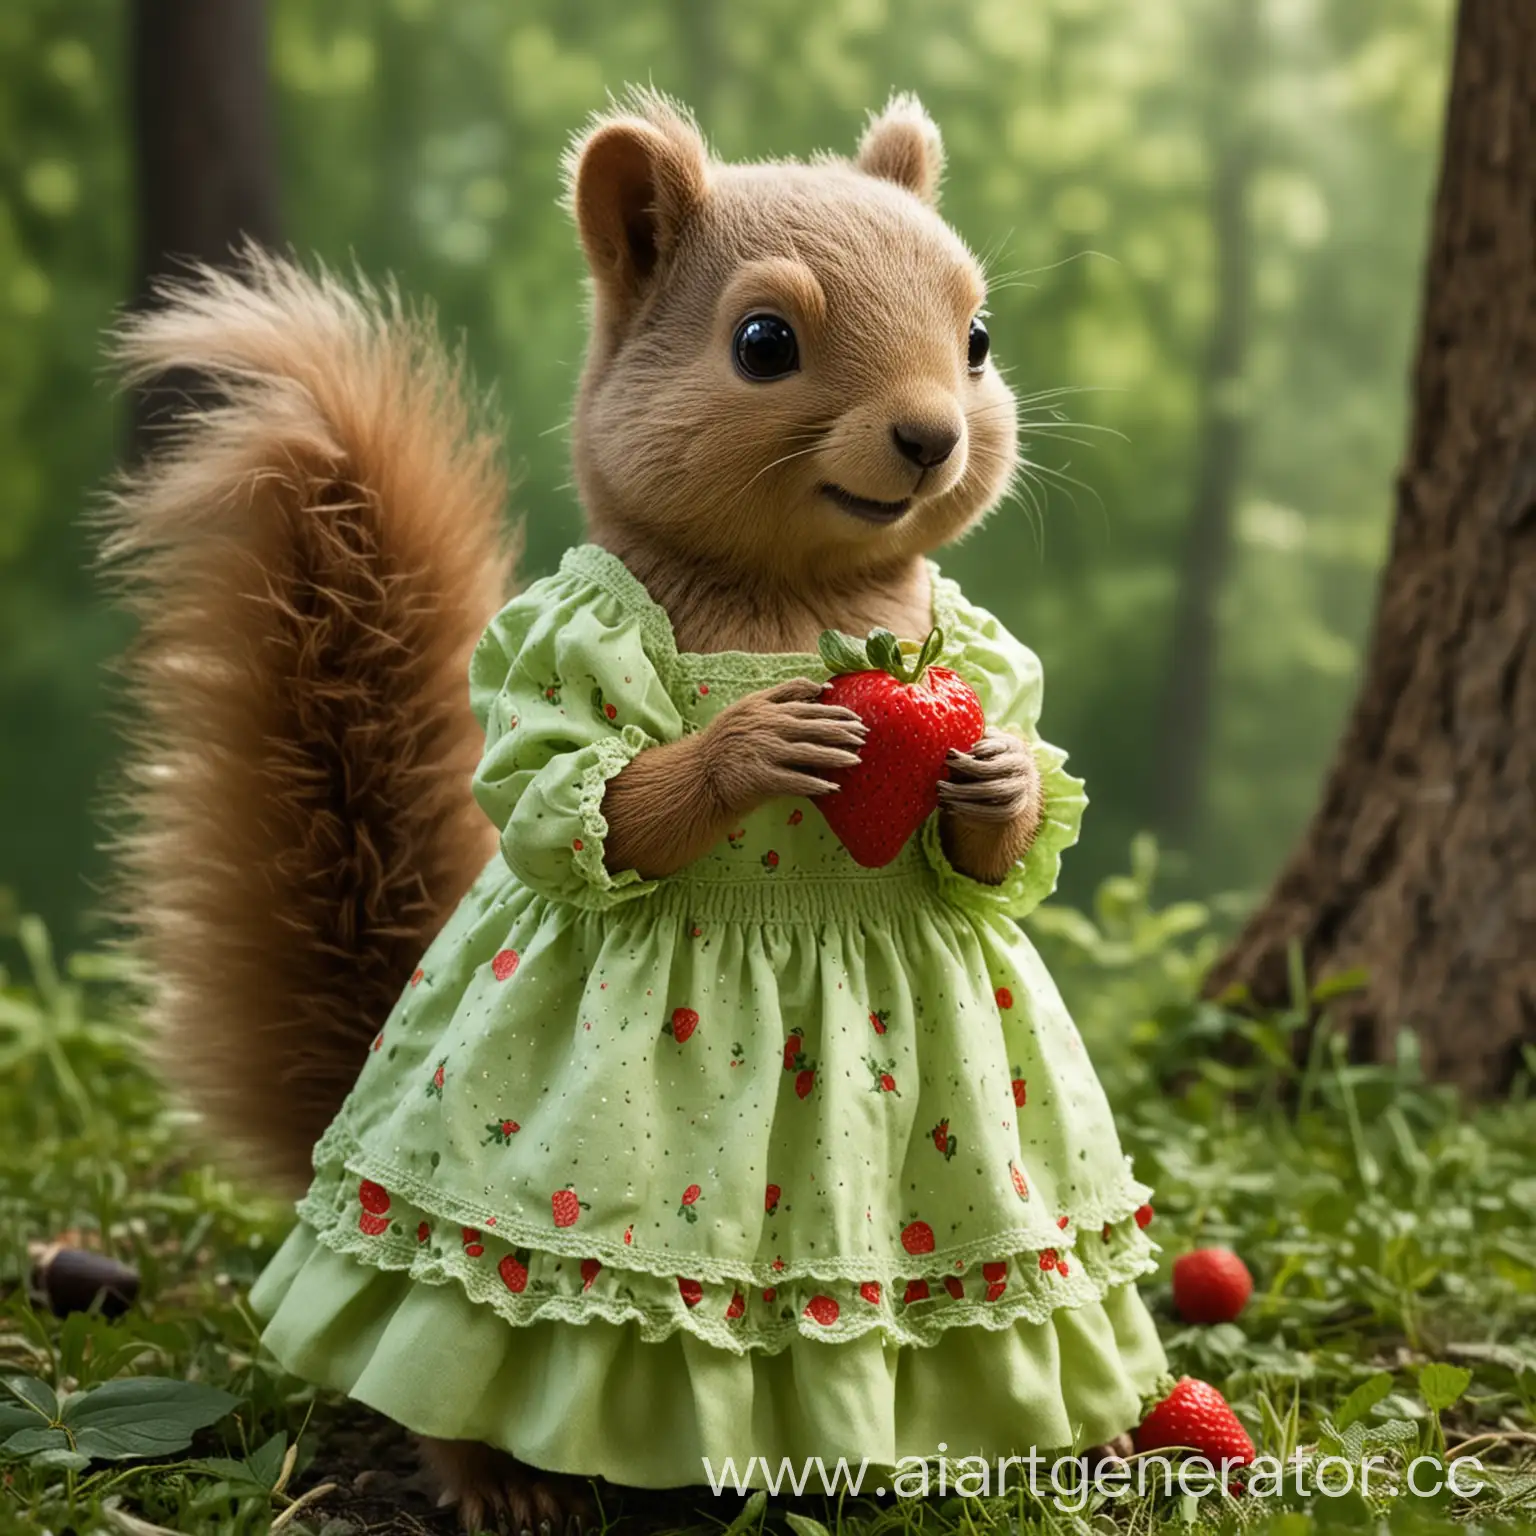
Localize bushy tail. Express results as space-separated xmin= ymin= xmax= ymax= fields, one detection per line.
xmin=101 ymin=250 xmax=512 ymax=1191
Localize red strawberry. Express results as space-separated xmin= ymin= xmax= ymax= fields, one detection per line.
xmin=787 ymin=808 xmax=802 ymax=825
xmin=551 ymin=1187 xmax=588 ymax=1228
xmin=1057 ymin=1257 xmax=1070 ymax=1277
xmin=860 ymin=1281 xmax=882 ymax=1305
xmin=623 ymin=1225 xmax=634 ymax=1246
xmin=795 ymin=1068 xmax=816 ymax=1099
xmin=492 ymin=948 xmax=519 ymax=981
xmin=901 ymin=1220 xmax=936 ymax=1255
xmin=931 ymin=1119 xmax=957 ymax=1159
xmin=804 ymin=1295 xmax=840 ymax=1326
xmin=881 ymin=1072 xmax=897 ymax=1093
xmin=1102 ymin=1222 xmax=1113 ymax=1243
xmin=1010 ymin=1162 xmax=1029 ymax=1201
xmin=903 ymin=1278 xmax=930 ymax=1304
xmin=869 ymin=1009 xmax=890 ymax=1035
xmin=358 ymin=1180 xmax=391 ymax=1216
xmin=358 ymin=1212 xmax=389 ymax=1237
xmin=995 ymin=986 xmax=1013 ymax=1010
xmin=762 ymin=850 xmax=780 ymax=869
xmin=410 ymin=967 xmax=424 ymax=987
xmin=815 ymin=627 xmax=986 ymax=867
xmin=680 ymin=1183 xmax=701 ymax=1206
xmin=371 ymin=1031 xmax=384 ymax=1052
xmin=782 ymin=1034 xmax=803 ymax=1071
xmin=1011 ymin=1069 xmax=1027 ymax=1107
xmin=726 ymin=1290 xmax=746 ymax=1319
xmin=678 ymin=1277 xmax=703 ymax=1308
xmin=462 ymin=1227 xmax=485 ymax=1259
xmin=1136 ymin=1377 xmax=1256 ymax=1465
xmin=1057 ymin=1215 xmax=1070 ymax=1230
xmin=666 ymin=1007 xmax=699 ymax=1043
xmin=982 ymin=1261 xmax=1007 ymax=1282
xmin=416 ymin=1221 xmax=431 ymax=1243
xmin=580 ymin=1258 xmax=601 ymax=1291
xmin=943 ymin=1275 xmax=964 ymax=1301
xmin=1038 ymin=1248 xmax=1059 ymax=1271
xmin=765 ymin=1184 xmax=781 ymax=1214
xmin=498 ymin=1251 xmax=529 ymax=1293
xmin=1135 ymin=1204 xmax=1155 ymax=1229
xmin=762 ymin=1287 xmax=777 ymax=1303
xmin=1172 ymin=1248 xmax=1254 ymax=1324
xmin=986 ymin=1279 xmax=1007 ymax=1302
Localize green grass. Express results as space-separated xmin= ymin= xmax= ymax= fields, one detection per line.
xmin=2 ymin=847 xmax=1535 ymax=1535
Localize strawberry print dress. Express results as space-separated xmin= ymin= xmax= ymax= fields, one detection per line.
xmin=252 ymin=543 xmax=1167 ymax=1485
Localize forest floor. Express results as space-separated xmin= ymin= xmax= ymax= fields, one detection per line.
xmin=3 ymin=873 xmax=1536 ymax=1536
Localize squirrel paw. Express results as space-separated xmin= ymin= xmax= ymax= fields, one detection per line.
xmin=419 ymin=1437 xmax=594 ymax=1535
xmin=704 ymin=676 xmax=867 ymax=806
xmin=938 ymin=727 xmax=1040 ymax=826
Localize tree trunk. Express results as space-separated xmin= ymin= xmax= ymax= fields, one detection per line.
xmin=1152 ymin=1 xmax=1261 ymax=848
xmin=1206 ymin=0 xmax=1536 ymax=1095
xmin=129 ymin=0 xmax=280 ymax=447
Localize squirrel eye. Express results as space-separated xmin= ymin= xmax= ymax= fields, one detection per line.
xmin=734 ymin=314 xmax=799 ymax=381
xmin=967 ymin=317 xmax=990 ymax=374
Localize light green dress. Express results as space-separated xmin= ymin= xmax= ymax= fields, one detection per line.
xmin=252 ymin=543 xmax=1166 ymax=1486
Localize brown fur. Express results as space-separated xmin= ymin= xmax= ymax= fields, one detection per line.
xmin=103 ymin=95 xmax=1053 ymax=1521
xmin=100 ymin=248 xmax=511 ymax=1191
xmin=566 ymin=91 xmax=1038 ymax=882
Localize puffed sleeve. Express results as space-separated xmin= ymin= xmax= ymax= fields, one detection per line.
xmin=920 ymin=588 xmax=1086 ymax=920
xmin=468 ymin=570 xmax=685 ymax=908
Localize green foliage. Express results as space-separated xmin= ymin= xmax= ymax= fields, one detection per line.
xmin=0 ymin=1373 xmax=240 ymax=1471
xmin=0 ymin=0 xmax=1456 ymax=949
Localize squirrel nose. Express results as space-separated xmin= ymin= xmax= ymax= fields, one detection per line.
xmin=892 ymin=421 xmax=960 ymax=469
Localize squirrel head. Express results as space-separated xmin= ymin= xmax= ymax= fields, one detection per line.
xmin=565 ymin=90 xmax=1017 ymax=590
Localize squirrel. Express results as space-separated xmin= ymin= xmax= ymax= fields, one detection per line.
xmin=103 ymin=93 xmax=1133 ymax=1528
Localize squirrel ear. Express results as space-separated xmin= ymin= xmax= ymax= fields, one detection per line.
xmin=567 ymin=92 xmax=708 ymax=327
xmin=855 ymin=94 xmax=945 ymax=206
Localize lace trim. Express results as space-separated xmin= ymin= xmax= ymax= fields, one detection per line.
xmin=922 ymin=740 xmax=1087 ymax=920
xmin=295 ymin=1160 xmax=1159 ymax=1356
xmin=558 ymin=544 xmax=968 ymax=691
xmin=305 ymin=1123 xmax=1152 ymax=1288
xmin=569 ymin=727 xmax=656 ymax=898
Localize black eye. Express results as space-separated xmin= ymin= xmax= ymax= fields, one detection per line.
xmin=734 ymin=314 xmax=799 ymax=380
xmin=967 ymin=317 xmax=990 ymax=374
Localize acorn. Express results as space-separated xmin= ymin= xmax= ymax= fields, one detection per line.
xmin=29 ymin=1243 xmax=140 ymax=1320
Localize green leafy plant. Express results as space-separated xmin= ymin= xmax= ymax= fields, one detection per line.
xmin=0 ymin=1374 xmax=240 ymax=1473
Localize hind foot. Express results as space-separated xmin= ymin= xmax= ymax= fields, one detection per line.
xmin=418 ymin=1437 xmax=595 ymax=1535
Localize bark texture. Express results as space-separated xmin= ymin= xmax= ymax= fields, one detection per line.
xmin=1206 ymin=0 xmax=1536 ymax=1094
xmin=129 ymin=0 xmax=280 ymax=446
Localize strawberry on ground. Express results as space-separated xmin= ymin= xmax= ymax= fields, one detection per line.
xmin=815 ymin=627 xmax=985 ymax=868
xmin=1136 ymin=1377 xmax=1255 ymax=1465
xmin=1172 ymin=1247 xmax=1254 ymax=1323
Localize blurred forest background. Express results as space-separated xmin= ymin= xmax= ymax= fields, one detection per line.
xmin=0 ymin=0 xmax=1455 ymax=949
